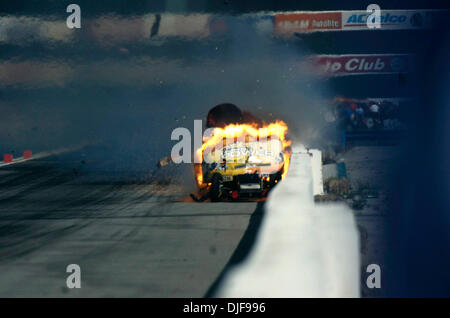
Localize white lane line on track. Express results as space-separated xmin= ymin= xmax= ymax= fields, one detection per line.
xmin=0 ymin=157 xmax=32 ymax=168
xmin=0 ymin=143 xmax=94 ymax=168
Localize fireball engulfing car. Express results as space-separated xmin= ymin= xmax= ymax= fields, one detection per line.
xmin=196 ymin=136 xmax=286 ymax=201
xmin=192 ymin=103 xmax=290 ymax=202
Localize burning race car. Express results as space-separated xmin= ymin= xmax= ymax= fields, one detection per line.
xmin=192 ymin=104 xmax=291 ymax=202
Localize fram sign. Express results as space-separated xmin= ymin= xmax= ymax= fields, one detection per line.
xmin=275 ymin=12 xmax=342 ymax=34
xmin=313 ymin=54 xmax=412 ymax=76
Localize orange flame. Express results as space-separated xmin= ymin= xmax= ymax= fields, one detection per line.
xmin=195 ymin=120 xmax=291 ymax=185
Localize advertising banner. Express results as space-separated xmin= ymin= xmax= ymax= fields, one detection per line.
xmin=341 ymin=10 xmax=441 ymax=30
xmin=275 ymin=12 xmax=342 ymax=34
xmin=312 ymin=54 xmax=412 ymax=76
xmin=274 ymin=9 xmax=446 ymax=35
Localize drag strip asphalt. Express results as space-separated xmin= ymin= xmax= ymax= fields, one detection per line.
xmin=0 ymin=159 xmax=259 ymax=297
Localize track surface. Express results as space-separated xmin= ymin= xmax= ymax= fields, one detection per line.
xmin=0 ymin=159 xmax=258 ymax=297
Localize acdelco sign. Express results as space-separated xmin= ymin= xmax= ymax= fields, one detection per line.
xmin=313 ymin=55 xmax=411 ymax=76
xmin=340 ymin=10 xmax=432 ymax=30
xmin=344 ymin=12 xmax=407 ymax=26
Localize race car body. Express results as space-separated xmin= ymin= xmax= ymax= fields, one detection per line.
xmin=200 ymin=134 xmax=286 ymax=201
